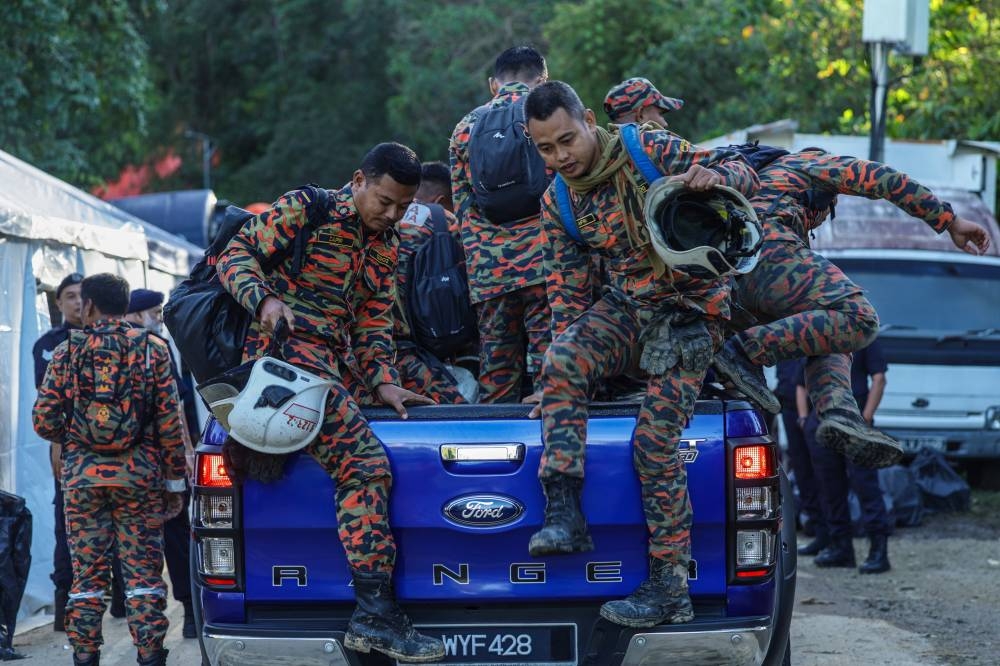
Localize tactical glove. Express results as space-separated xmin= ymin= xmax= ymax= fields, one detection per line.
xmin=673 ymin=320 xmax=714 ymax=373
xmin=639 ymin=315 xmax=679 ymax=376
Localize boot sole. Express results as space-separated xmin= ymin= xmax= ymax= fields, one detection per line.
xmin=528 ymin=534 xmax=595 ymax=557
xmin=816 ymin=420 xmax=902 ymax=468
xmin=344 ymin=632 xmax=445 ymax=663
xmin=599 ymin=605 xmax=695 ymax=628
xmin=711 ymin=358 xmax=781 ymax=415
xmin=859 ymin=564 xmax=891 ymax=574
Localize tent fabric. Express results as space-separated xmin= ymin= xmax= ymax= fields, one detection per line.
xmin=0 ymin=147 xmax=200 ymax=624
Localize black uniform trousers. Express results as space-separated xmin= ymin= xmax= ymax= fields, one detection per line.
xmin=805 ymin=392 xmax=892 ymax=540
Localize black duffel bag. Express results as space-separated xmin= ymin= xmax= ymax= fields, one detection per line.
xmin=164 ymin=186 xmax=329 ymax=384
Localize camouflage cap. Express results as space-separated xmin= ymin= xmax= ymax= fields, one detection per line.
xmin=603 ymin=77 xmax=684 ymax=121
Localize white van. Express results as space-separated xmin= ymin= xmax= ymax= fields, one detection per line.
xmin=811 ymin=190 xmax=1000 ymax=487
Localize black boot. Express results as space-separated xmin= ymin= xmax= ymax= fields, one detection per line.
xmin=109 ymin=575 xmax=125 ymax=619
xmin=814 ymin=537 xmax=856 ymax=568
xmin=599 ymin=557 xmax=694 ymax=628
xmin=343 ymin=571 xmax=445 ymax=663
xmin=816 ymin=409 xmax=902 ymax=468
xmin=54 ymin=587 xmax=68 ymax=632
xmin=72 ymin=652 xmax=100 ymax=666
xmin=136 ymin=648 xmax=168 ymax=666
xmin=711 ymin=339 xmax=781 ymax=415
xmin=527 ymin=475 xmax=594 ymax=557
xmin=182 ymin=600 xmax=197 ymax=639
xmin=858 ymin=535 xmax=891 ymax=574
xmin=798 ymin=534 xmax=831 ymax=556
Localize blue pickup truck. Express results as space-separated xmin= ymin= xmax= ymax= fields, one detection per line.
xmin=188 ymin=396 xmax=795 ymax=666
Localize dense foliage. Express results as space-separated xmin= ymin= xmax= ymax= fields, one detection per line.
xmin=1 ymin=0 xmax=996 ymax=204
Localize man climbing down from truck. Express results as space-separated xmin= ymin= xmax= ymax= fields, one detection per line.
xmin=215 ymin=142 xmax=445 ymax=662
xmin=522 ymin=80 xmax=764 ymax=627
xmin=606 ymin=81 xmax=991 ymax=468
xmin=715 ymin=148 xmax=990 ymax=467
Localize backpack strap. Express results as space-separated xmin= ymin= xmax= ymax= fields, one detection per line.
xmin=553 ymin=176 xmax=584 ymax=244
xmin=620 ymin=123 xmax=663 ymax=185
xmin=425 ymin=203 xmax=449 ymax=234
xmin=289 ymin=184 xmax=330 ymax=278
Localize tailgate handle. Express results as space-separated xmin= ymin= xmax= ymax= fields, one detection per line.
xmin=440 ymin=444 xmax=525 ymax=462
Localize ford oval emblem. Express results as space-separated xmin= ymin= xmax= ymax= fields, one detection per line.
xmin=443 ymin=494 xmax=524 ymax=527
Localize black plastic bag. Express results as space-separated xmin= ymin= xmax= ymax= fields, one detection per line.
xmin=879 ymin=464 xmax=924 ymax=527
xmin=910 ymin=448 xmax=971 ymax=512
xmin=0 ymin=491 xmax=32 ymax=660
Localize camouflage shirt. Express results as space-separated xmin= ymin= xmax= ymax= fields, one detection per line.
xmin=394 ymin=202 xmax=462 ymax=340
xmin=33 ymin=319 xmax=185 ymax=490
xmin=450 ymin=82 xmax=547 ymax=304
xmin=755 ymin=151 xmax=955 ymax=243
xmin=540 ymin=129 xmax=760 ymax=338
xmin=217 ymin=184 xmax=400 ymax=389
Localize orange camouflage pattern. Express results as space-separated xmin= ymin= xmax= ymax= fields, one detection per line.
xmin=218 ymin=185 xmax=403 ymax=572
xmin=33 ymin=318 xmax=186 ymax=490
xmin=540 ymin=128 xmax=760 ymax=338
xmin=536 ymin=129 xmax=756 ymax=568
xmin=449 ymin=81 xmax=547 ymax=305
xmin=64 ymin=486 xmax=168 ymax=655
xmin=218 ymin=184 xmax=400 ymax=390
xmin=754 ymin=150 xmax=955 ymax=244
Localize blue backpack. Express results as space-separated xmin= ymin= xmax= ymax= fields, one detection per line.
xmin=553 ymin=123 xmax=661 ymax=243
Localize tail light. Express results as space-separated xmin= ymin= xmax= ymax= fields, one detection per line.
xmin=729 ymin=437 xmax=780 ymax=583
xmin=192 ymin=436 xmax=241 ymax=590
xmin=198 ymin=454 xmax=232 ymax=488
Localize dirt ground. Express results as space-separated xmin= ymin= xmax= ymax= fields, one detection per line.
xmin=12 ymin=491 xmax=1000 ymax=665
xmin=792 ymin=489 xmax=1000 ymax=665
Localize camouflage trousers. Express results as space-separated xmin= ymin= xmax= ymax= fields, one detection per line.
xmin=477 ymin=283 xmax=552 ymax=403
xmin=254 ymin=337 xmax=396 ymax=574
xmin=63 ymin=486 xmax=167 ymax=657
xmin=396 ymin=344 xmax=467 ymax=404
xmin=733 ymin=238 xmax=879 ymax=417
xmin=538 ymin=288 xmax=723 ymax=563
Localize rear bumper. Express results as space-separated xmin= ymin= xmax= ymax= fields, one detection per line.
xmin=202 ymin=616 xmax=776 ymax=666
xmin=204 ymin=631 xmax=351 ymax=666
xmin=621 ymin=622 xmax=771 ymax=665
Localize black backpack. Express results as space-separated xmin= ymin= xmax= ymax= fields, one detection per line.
xmin=163 ymin=185 xmax=329 ymax=384
xmin=728 ymin=142 xmax=838 ymax=218
xmin=725 ymin=141 xmax=790 ymax=172
xmin=406 ymin=204 xmax=476 ymax=360
xmin=467 ymin=97 xmax=549 ymax=224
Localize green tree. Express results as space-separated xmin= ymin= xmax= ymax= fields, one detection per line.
xmin=384 ymin=0 xmax=554 ymax=164
xmin=0 ymin=0 xmax=162 ymax=187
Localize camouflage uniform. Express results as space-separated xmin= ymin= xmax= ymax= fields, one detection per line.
xmin=603 ymin=77 xmax=684 ymax=121
xmin=33 ymin=320 xmax=185 ymax=658
xmin=450 ymin=82 xmax=552 ymax=402
xmin=218 ymin=185 xmax=401 ymax=572
xmin=733 ymin=151 xmax=954 ymax=418
xmin=393 ymin=202 xmax=467 ymax=404
xmin=538 ymin=128 xmax=758 ymax=564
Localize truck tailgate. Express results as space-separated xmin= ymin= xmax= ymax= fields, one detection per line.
xmin=241 ymin=404 xmax=727 ymax=604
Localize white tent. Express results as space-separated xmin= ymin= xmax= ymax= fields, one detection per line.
xmin=0 ymin=148 xmax=201 ymax=621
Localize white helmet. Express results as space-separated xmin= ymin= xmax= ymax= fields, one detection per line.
xmin=197 ymin=357 xmax=333 ymax=454
xmin=643 ymin=179 xmax=763 ymax=279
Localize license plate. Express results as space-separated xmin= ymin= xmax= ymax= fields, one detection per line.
xmin=407 ymin=624 xmax=577 ymax=665
xmin=900 ymin=437 xmax=945 ymax=452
